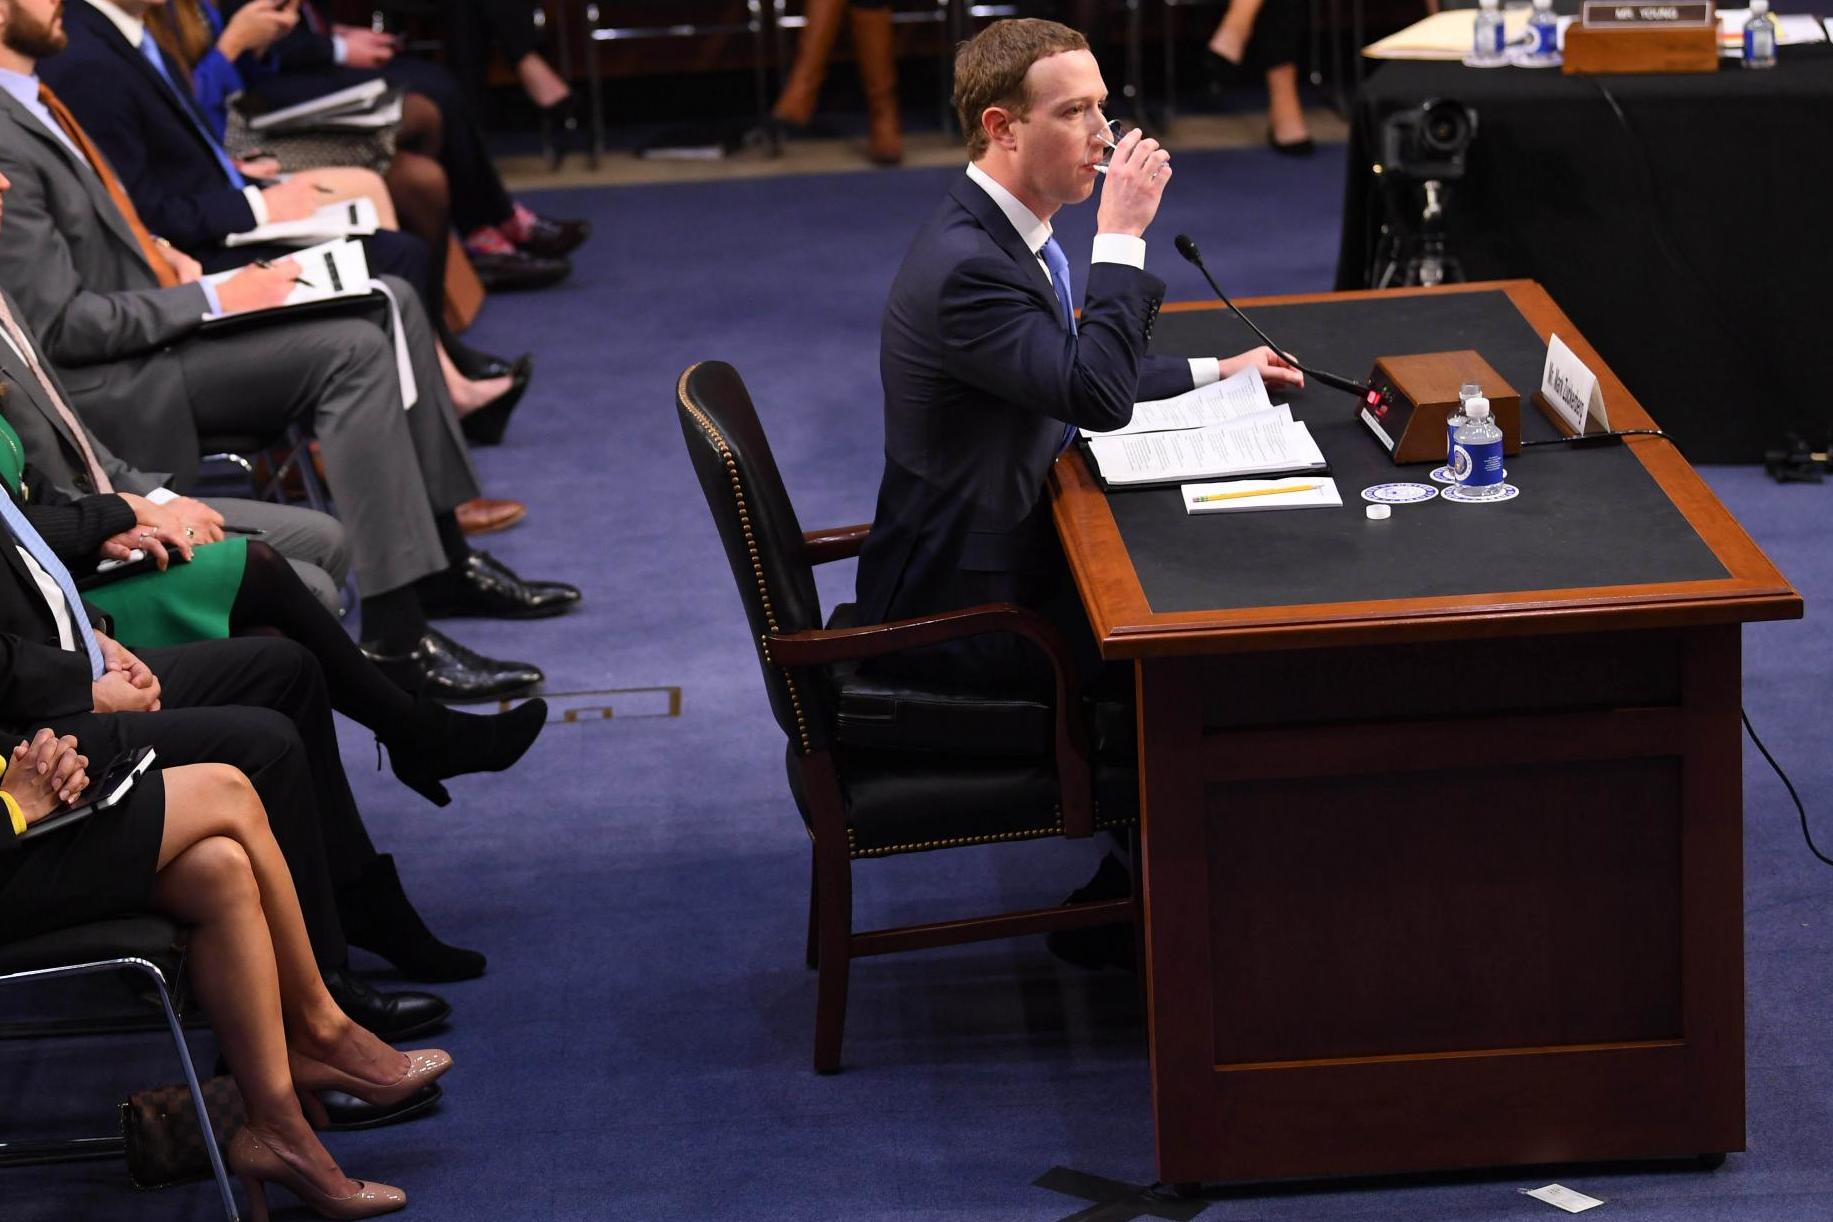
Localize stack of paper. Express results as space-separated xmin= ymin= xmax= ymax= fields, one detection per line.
xmin=1183 ymin=477 xmax=1343 ymax=515
xmin=1081 ymin=368 xmax=1327 ymax=488
xmin=202 ymin=238 xmax=374 ymax=318
xmin=226 ymin=197 xmax=380 ymax=249
xmin=248 ymin=80 xmax=403 ymax=132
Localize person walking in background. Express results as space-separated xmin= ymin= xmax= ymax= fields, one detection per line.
xmin=1205 ymin=0 xmax=1313 ymax=154
xmin=768 ymin=0 xmax=902 ymax=166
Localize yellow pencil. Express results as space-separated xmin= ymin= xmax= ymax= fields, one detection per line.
xmin=1191 ymin=482 xmax=1321 ymax=504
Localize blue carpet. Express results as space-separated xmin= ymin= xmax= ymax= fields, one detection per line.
xmin=5 ymin=143 xmax=1833 ymax=1221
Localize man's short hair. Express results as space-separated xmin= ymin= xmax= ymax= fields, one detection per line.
xmin=953 ymin=19 xmax=1090 ymax=161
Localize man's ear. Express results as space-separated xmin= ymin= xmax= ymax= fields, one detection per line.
xmin=982 ymin=105 xmax=1018 ymax=152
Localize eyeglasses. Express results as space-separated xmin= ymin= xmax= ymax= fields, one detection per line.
xmin=1093 ymin=118 xmax=1134 ymax=175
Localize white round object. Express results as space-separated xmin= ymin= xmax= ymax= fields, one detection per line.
xmin=1366 ymin=504 xmax=1392 ymax=520
xmin=1362 ymin=482 xmax=1439 ymax=504
xmin=1466 ymin=397 xmax=1491 ymax=419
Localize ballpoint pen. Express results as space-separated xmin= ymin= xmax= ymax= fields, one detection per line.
xmin=252 ymin=258 xmax=317 ymax=289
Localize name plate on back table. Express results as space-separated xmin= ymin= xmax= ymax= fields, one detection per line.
xmin=1581 ymin=1 xmax=1714 ymax=26
xmin=1536 ymin=334 xmax=1610 ymax=436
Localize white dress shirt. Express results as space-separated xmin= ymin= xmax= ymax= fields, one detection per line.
xmin=963 ymin=162 xmax=1220 ymax=387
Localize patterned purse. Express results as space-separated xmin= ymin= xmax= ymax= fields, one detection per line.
xmin=119 ymin=1075 xmax=246 ymax=1190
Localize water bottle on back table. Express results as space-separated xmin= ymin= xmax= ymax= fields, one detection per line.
xmin=1745 ymin=0 xmax=1778 ymax=69
xmin=1469 ymin=0 xmax=1508 ymax=66
xmin=1523 ymin=0 xmax=1561 ymax=66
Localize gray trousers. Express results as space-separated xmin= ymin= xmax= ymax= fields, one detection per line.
xmin=196 ymin=497 xmax=348 ymax=613
xmin=177 ymin=276 xmax=480 ymax=598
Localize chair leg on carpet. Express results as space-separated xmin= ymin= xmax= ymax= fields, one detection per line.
xmin=812 ymin=845 xmax=852 ymax=1074
xmin=804 ymin=850 xmax=820 ymax=970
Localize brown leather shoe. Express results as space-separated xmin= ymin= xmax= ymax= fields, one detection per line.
xmin=455 ymin=497 xmax=526 ymax=536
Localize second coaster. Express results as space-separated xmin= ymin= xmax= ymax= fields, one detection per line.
xmin=1362 ymin=482 xmax=1440 ymax=505
xmin=1440 ymin=483 xmax=1521 ymax=504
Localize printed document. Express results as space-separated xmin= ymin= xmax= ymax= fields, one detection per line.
xmin=1085 ymin=365 xmax=1286 ymax=437
xmin=1085 ymin=417 xmax=1326 ymax=487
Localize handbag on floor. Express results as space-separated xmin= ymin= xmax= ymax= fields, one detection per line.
xmin=119 ymin=1075 xmax=245 ymax=1189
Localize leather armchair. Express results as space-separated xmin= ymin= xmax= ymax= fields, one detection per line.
xmin=676 ymin=360 xmax=1137 ymax=1073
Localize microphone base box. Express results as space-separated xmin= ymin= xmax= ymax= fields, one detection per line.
xmin=1358 ymin=351 xmax=1521 ymax=465
xmin=1562 ymin=24 xmax=1719 ymax=75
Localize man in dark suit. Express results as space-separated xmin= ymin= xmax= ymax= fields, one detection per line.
xmin=220 ymin=0 xmax=588 ymax=287
xmin=855 ymin=19 xmax=1301 ymax=689
xmin=0 ymin=476 xmax=458 ymax=1049
xmin=46 ymin=0 xmax=433 ymax=291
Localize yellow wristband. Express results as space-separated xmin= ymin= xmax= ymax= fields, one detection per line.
xmin=2 ymin=791 xmax=24 ymax=838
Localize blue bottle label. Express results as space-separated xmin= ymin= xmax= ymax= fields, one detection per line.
xmin=1447 ymin=422 xmax=1459 ymax=463
xmin=1534 ymin=21 xmax=1557 ymax=54
xmin=1745 ymin=25 xmax=1773 ymax=60
xmin=1452 ymin=439 xmax=1505 ymax=487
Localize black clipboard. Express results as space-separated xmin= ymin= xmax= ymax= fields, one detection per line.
xmin=18 ymin=746 xmax=157 ymax=842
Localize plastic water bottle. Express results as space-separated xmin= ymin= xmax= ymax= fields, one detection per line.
xmin=1744 ymin=0 xmax=1778 ymax=68
xmin=1447 ymin=382 xmax=1479 ymax=472
xmin=1525 ymin=0 xmax=1561 ymax=65
xmin=1470 ymin=0 xmax=1507 ymax=66
xmin=1453 ymin=397 xmax=1507 ymax=498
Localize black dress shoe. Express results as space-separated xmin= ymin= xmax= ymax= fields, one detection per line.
xmin=315 ymin=1084 xmax=443 ymax=1131
xmin=323 ymin=966 xmax=451 ymax=1041
xmin=1267 ymin=128 xmax=1316 ymax=157
xmin=418 ymin=550 xmax=582 ymax=620
xmin=360 ymin=628 xmax=544 ymax=702
xmin=539 ymin=95 xmax=586 ymax=170
xmin=469 ymin=249 xmax=571 ymax=292
xmin=515 ymin=214 xmax=591 ymax=260
xmin=459 ymin=356 xmax=533 ymax=447
xmin=446 ymin=343 xmax=524 ymax=382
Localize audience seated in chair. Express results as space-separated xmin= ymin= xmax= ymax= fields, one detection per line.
xmin=0 ymin=47 xmax=579 ymax=700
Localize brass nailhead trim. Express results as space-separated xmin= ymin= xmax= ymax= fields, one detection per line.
xmin=678 ymin=365 xmax=811 ymax=754
xmin=848 ymin=813 xmax=1136 ymax=859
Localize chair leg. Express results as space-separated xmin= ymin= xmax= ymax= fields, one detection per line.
xmin=811 ymin=840 xmax=852 ymax=1074
xmin=1127 ymin=826 xmax=1148 ymax=1013
xmin=804 ymin=848 xmax=820 ymax=969
xmin=140 ymin=960 xmax=240 ymax=1222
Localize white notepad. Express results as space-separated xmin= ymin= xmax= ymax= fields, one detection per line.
xmin=1183 ymin=477 xmax=1342 ymax=514
xmin=202 ymin=238 xmax=374 ymax=314
xmin=226 ymin=197 xmax=380 ymax=249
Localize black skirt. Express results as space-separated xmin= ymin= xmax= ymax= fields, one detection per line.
xmin=0 ymin=770 xmax=168 ymax=942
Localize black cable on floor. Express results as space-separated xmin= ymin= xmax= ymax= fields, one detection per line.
xmin=1743 ymin=707 xmax=1833 ymax=868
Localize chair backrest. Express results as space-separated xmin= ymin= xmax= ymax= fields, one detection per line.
xmin=676 ymin=361 xmax=836 ymax=755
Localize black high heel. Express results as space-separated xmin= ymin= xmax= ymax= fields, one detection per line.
xmin=458 ymin=356 xmax=533 ymax=446
xmin=380 ymin=695 xmax=548 ymax=807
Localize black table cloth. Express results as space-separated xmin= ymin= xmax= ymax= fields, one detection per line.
xmin=1113 ymin=293 xmax=1726 ymax=614
xmin=1334 ymin=45 xmax=1833 ymax=462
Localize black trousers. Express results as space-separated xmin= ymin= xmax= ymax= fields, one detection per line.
xmin=44 ymin=637 xmax=378 ymax=970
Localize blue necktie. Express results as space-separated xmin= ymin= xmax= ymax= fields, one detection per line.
xmin=1039 ymin=236 xmax=1080 ymax=453
xmin=138 ymin=33 xmax=246 ymax=189
xmin=0 ymin=492 xmax=105 ymax=680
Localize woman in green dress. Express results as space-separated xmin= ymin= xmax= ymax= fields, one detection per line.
xmin=0 ymin=413 xmax=542 ymax=811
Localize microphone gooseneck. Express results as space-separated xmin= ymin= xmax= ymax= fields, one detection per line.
xmin=1173 ymin=234 xmax=1372 ymax=399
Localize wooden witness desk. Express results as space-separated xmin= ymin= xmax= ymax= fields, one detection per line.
xmin=1049 ymin=280 xmax=1801 ymax=1185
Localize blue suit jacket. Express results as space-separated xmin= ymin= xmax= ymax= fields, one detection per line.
xmin=854 ymin=175 xmax=1193 ymax=655
xmin=45 ymin=1 xmax=261 ymax=250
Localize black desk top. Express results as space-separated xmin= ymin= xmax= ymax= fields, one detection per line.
xmin=1111 ymin=291 xmax=1728 ymax=614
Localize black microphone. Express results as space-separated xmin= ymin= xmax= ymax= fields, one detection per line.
xmin=1173 ymin=234 xmax=1372 ymax=399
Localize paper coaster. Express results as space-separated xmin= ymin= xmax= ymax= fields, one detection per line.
xmin=1440 ymin=482 xmax=1520 ymax=504
xmin=1361 ymin=482 xmax=1439 ymax=504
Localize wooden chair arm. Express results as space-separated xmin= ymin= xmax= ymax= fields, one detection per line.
xmin=769 ymin=604 xmax=1096 ymax=838
xmin=801 ymin=523 xmax=871 ymax=565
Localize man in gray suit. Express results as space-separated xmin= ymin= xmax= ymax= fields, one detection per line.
xmin=0 ymin=0 xmax=576 ymax=699
xmin=0 ymin=274 xmax=348 ymax=610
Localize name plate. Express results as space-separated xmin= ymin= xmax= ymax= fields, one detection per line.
xmin=1540 ymin=335 xmax=1610 ymax=435
xmin=1580 ymin=1 xmax=1714 ymax=28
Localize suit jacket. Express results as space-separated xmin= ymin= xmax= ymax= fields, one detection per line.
xmin=0 ymin=87 xmax=213 ymax=483
xmin=0 ymin=497 xmax=108 ymax=728
xmin=43 ymin=1 xmax=260 ymax=249
xmin=0 ymin=289 xmax=171 ymax=501
xmin=854 ymin=175 xmax=1193 ymax=636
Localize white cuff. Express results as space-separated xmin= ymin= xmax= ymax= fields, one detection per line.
xmin=242 ymin=185 xmax=268 ymax=227
xmin=197 ymin=279 xmax=223 ymax=316
xmin=1090 ymin=233 xmax=1146 ymax=269
xmin=1188 ymin=358 xmax=1221 ymax=386
xmin=332 ymin=34 xmax=348 ymax=65
xmin=145 ymin=487 xmax=181 ymax=505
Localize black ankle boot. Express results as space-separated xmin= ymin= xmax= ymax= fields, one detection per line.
xmin=337 ymin=854 xmax=487 ymax=982
xmin=380 ymin=695 xmax=548 ymax=806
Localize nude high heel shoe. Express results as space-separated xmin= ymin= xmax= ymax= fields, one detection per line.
xmin=292 ymin=1049 xmax=453 ymax=1128
xmin=227 ymin=1128 xmax=406 ymax=1221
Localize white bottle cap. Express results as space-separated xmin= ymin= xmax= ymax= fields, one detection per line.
xmin=1467 ymin=397 xmax=1492 ymax=419
xmin=1751 ymin=0 xmax=1769 ymax=12
xmin=1533 ymin=0 xmax=1552 ymax=9
xmin=1366 ymin=503 xmax=1391 ymax=520
xmin=1479 ymin=0 xmax=1498 ymax=8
